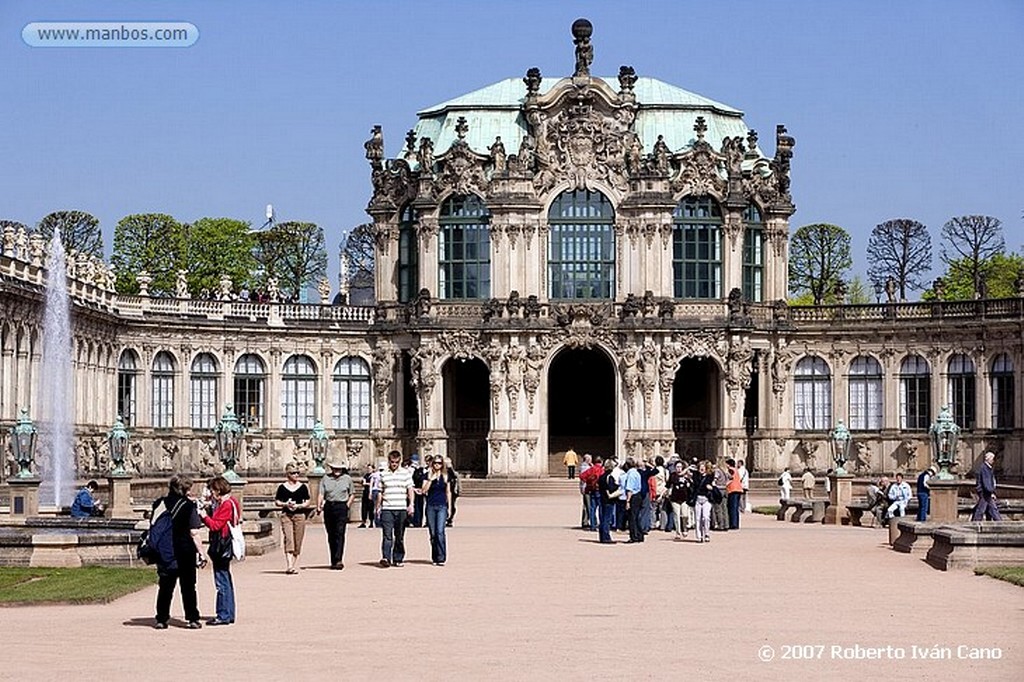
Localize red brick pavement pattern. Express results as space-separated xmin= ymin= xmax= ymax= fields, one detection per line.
xmin=1 ymin=494 xmax=1021 ymax=681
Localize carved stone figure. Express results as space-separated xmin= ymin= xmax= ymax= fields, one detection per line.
xmin=410 ymin=343 xmax=439 ymax=418
xmin=489 ymin=136 xmax=507 ymax=173
xmin=523 ymin=67 xmax=542 ymax=97
xmin=617 ymin=65 xmax=637 ymax=94
xmin=523 ymin=344 xmax=544 ymax=413
xmin=364 ymin=125 xmax=384 ymax=164
xmin=620 ymin=293 xmax=641 ymax=320
xmin=413 ymin=288 xmax=432 ymax=318
xmin=652 ymin=134 xmax=670 ymax=173
xmin=482 ymin=298 xmax=503 ymax=321
xmin=267 ymin=277 xmax=280 ymax=302
xmin=417 ymin=136 xmax=434 ymax=174
xmin=506 ymin=290 xmax=522 ymax=318
xmin=620 ymin=343 xmax=640 ymax=404
xmin=504 ymin=344 xmax=525 ymax=418
xmin=524 ymin=295 xmax=542 ymax=319
xmin=639 ymin=343 xmax=659 ymax=415
xmin=571 ymin=18 xmax=594 ymax=77
xmin=317 ymin=277 xmax=331 ymax=303
xmin=483 ymin=340 xmax=506 ymax=413
xmin=372 ymin=345 xmax=395 ymax=402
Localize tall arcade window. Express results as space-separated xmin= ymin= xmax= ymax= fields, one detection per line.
xmin=848 ymin=355 xmax=883 ymax=430
xmin=397 ymin=205 xmax=419 ymax=303
xmin=742 ymin=204 xmax=765 ymax=302
xmin=794 ymin=356 xmax=832 ymax=431
xmin=673 ymin=196 xmax=722 ymax=299
xmin=117 ymin=349 xmax=139 ymax=427
xmin=899 ymin=355 xmax=931 ymax=430
xmin=947 ymin=354 xmax=976 ymax=430
xmin=282 ymin=354 xmax=318 ymax=430
xmin=438 ymin=195 xmax=490 ymax=299
xmin=548 ymin=189 xmax=615 ymax=299
xmin=190 ymin=353 xmax=219 ymax=430
xmin=991 ymin=353 xmax=1014 ymax=430
xmin=151 ymin=351 xmax=175 ymax=429
xmin=332 ymin=357 xmax=371 ymax=431
xmin=234 ymin=354 xmax=266 ymax=429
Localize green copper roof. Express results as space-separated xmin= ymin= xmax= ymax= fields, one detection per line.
xmin=411 ymin=76 xmax=761 ymax=164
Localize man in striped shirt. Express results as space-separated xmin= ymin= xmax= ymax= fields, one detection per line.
xmin=375 ymin=450 xmax=415 ymax=567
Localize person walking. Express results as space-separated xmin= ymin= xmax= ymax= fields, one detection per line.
xmin=317 ymin=461 xmax=354 ymax=570
xmin=563 ymin=447 xmax=579 ymax=479
xmin=691 ymin=461 xmax=715 ymax=543
xmin=198 ymin=475 xmax=240 ymax=625
xmin=971 ymin=452 xmax=1002 ymax=521
xmin=153 ymin=474 xmax=206 ymax=630
xmin=666 ymin=461 xmax=691 ymax=540
xmin=597 ymin=458 xmax=619 ymax=544
xmin=275 ymin=463 xmax=312 ymax=574
xmin=445 ymin=457 xmax=460 ymax=527
xmin=779 ymin=467 xmax=793 ymax=501
xmin=915 ymin=466 xmax=935 ymax=522
xmin=578 ymin=453 xmax=592 ymax=528
xmin=580 ymin=456 xmax=604 ymax=531
xmin=711 ymin=461 xmax=729 ymax=531
xmin=623 ymin=458 xmax=644 ymax=543
xmin=376 ymin=450 xmax=414 ymax=567
xmin=801 ymin=468 xmax=816 ymax=499
xmin=738 ymin=459 xmax=750 ymax=513
xmin=421 ymin=456 xmax=452 ymax=565
xmin=359 ymin=464 xmax=375 ymax=528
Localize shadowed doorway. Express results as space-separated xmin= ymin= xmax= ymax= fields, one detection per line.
xmin=673 ymin=357 xmax=720 ymax=460
xmin=547 ymin=347 xmax=615 ymax=474
xmin=443 ymin=357 xmax=489 ymax=476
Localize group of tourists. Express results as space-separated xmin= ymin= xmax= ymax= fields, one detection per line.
xmin=148 ymin=450 xmax=459 ymax=629
xmin=577 ymin=453 xmax=749 ymax=545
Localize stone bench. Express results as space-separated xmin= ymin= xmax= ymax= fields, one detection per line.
xmin=776 ymin=498 xmax=829 ymax=523
xmin=892 ymin=520 xmax=951 ymax=555
xmin=925 ymin=522 xmax=1024 ymax=570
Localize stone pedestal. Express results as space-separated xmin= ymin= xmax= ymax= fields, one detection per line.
xmin=230 ymin=478 xmax=248 ymax=509
xmin=8 ymin=477 xmax=41 ymax=517
xmin=825 ymin=473 xmax=853 ymax=525
xmin=930 ymin=478 xmax=960 ymax=523
xmin=105 ymin=474 xmax=134 ymax=518
xmin=307 ymin=473 xmax=324 ymax=524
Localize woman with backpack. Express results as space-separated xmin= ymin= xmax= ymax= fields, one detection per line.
xmin=198 ymin=476 xmax=241 ymax=626
xmin=153 ymin=474 xmax=206 ymax=630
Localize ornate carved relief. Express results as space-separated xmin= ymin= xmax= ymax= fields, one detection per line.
xmin=504 ymin=344 xmax=525 ymax=419
xmin=409 ymin=342 xmax=440 ymax=419
xmin=523 ymin=344 xmax=544 ymax=413
xmin=671 ymin=117 xmax=727 ymax=198
xmin=725 ymin=338 xmax=754 ymax=412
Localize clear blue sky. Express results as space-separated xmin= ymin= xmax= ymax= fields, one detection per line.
xmin=2 ymin=0 xmax=1021 ymax=287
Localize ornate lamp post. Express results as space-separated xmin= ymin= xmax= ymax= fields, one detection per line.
xmin=108 ymin=415 xmax=129 ymax=475
xmin=10 ymin=408 xmax=38 ymax=479
xmin=309 ymin=419 xmax=329 ymax=475
xmin=214 ymin=404 xmax=246 ymax=483
xmin=929 ymin=405 xmax=960 ymax=480
xmin=830 ymin=420 xmax=851 ymax=476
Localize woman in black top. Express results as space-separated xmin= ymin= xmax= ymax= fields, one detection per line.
xmin=689 ymin=461 xmax=716 ymax=543
xmin=597 ymin=459 xmax=619 ymax=544
xmin=275 ymin=464 xmax=312 ymax=574
xmin=154 ymin=474 xmax=206 ymax=629
xmin=666 ymin=461 xmax=692 ymax=540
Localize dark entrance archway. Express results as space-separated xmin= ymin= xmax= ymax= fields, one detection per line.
xmin=673 ymin=357 xmax=720 ymax=460
xmin=547 ymin=347 xmax=615 ymax=473
xmin=442 ymin=357 xmax=489 ymax=475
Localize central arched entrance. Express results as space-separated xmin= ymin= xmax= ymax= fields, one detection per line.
xmin=443 ymin=357 xmax=489 ymax=476
xmin=673 ymin=357 xmax=720 ymax=460
xmin=547 ymin=347 xmax=615 ymax=475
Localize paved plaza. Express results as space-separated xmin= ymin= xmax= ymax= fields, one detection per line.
xmin=2 ymin=494 xmax=1022 ymax=681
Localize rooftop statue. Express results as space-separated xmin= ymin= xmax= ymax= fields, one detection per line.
xmin=571 ymin=18 xmax=593 ymax=78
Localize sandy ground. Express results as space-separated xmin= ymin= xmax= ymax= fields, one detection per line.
xmin=1 ymin=493 xmax=1021 ymax=682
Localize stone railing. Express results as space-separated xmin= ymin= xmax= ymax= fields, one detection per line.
xmin=789 ymin=298 xmax=1024 ymax=324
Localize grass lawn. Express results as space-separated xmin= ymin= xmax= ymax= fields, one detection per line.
xmin=974 ymin=565 xmax=1024 ymax=588
xmin=0 ymin=566 xmax=157 ymax=605
xmin=752 ymin=505 xmax=780 ymax=515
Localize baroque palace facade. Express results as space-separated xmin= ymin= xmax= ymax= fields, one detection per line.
xmin=1 ymin=20 xmax=1021 ymax=482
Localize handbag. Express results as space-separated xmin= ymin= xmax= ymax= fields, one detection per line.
xmin=228 ymin=498 xmax=246 ymax=561
xmin=209 ymin=529 xmax=233 ymax=562
xmin=710 ymin=487 xmax=724 ymax=504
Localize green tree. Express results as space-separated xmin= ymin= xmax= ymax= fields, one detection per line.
xmin=865 ymin=218 xmax=932 ymax=300
xmin=788 ymin=223 xmax=853 ymax=305
xmin=37 ymin=210 xmax=104 ymax=257
xmin=940 ymin=215 xmax=1004 ymax=299
xmin=183 ymin=218 xmax=257 ymax=296
xmin=110 ymin=213 xmax=185 ymax=294
xmin=845 ymin=275 xmax=872 ymax=305
xmin=254 ymin=221 xmax=327 ymax=301
xmin=931 ymin=252 xmax=1024 ymax=300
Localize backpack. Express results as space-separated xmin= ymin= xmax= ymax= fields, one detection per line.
xmin=138 ymin=498 xmax=185 ymax=567
xmin=778 ymin=475 xmax=784 ymax=486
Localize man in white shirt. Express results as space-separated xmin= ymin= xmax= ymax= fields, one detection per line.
xmin=779 ymin=467 xmax=793 ymax=501
xmin=886 ymin=472 xmax=912 ymax=520
xmin=375 ymin=450 xmax=415 ymax=567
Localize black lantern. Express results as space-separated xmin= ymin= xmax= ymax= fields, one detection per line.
xmin=108 ymin=415 xmax=129 ymax=475
xmin=214 ymin=404 xmax=245 ymax=483
xmin=10 ymin=408 xmax=38 ymax=479
xmin=929 ymin=405 xmax=960 ymax=480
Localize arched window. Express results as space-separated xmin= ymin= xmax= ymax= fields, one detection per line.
xmin=332 ymin=357 xmax=371 ymax=431
xmin=947 ymin=354 xmax=976 ymax=430
xmin=190 ymin=353 xmax=219 ymax=430
xmin=117 ymin=349 xmax=139 ymax=427
xmin=438 ymin=195 xmax=490 ymax=299
xmin=848 ymin=356 xmax=883 ymax=430
xmin=899 ymin=355 xmax=931 ymax=430
xmin=742 ymin=204 xmax=765 ymax=302
xmin=282 ymin=354 xmax=317 ymax=430
xmin=673 ymin=196 xmax=722 ymax=299
xmin=991 ymin=353 xmax=1014 ymax=429
xmin=794 ymin=356 xmax=831 ymax=431
xmin=548 ymin=189 xmax=615 ymax=299
xmin=234 ymin=354 xmax=266 ymax=429
xmin=151 ymin=351 xmax=175 ymax=429
xmin=397 ymin=205 xmax=418 ymax=303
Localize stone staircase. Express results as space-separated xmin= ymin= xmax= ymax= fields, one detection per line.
xmin=458 ymin=477 xmax=581 ymax=497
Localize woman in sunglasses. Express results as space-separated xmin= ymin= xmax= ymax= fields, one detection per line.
xmin=420 ymin=455 xmax=453 ymax=565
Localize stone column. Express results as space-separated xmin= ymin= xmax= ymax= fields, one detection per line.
xmin=929 ymin=478 xmax=961 ymax=523
xmin=825 ymin=472 xmax=853 ymax=525
xmin=9 ymin=477 xmax=42 ymax=517
xmin=105 ymin=473 xmax=134 ymax=518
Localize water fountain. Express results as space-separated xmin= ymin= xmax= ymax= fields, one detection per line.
xmin=38 ymin=232 xmax=75 ymax=509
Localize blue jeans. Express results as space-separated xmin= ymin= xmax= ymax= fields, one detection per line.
xmin=727 ymin=492 xmax=741 ymax=529
xmin=588 ymin=492 xmax=600 ymax=530
xmin=379 ymin=509 xmax=408 ymax=564
xmin=212 ymin=561 xmax=235 ymax=622
xmin=426 ymin=504 xmax=448 ymax=563
xmin=916 ymin=493 xmax=930 ymax=521
xmin=599 ymin=502 xmax=615 ymax=543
